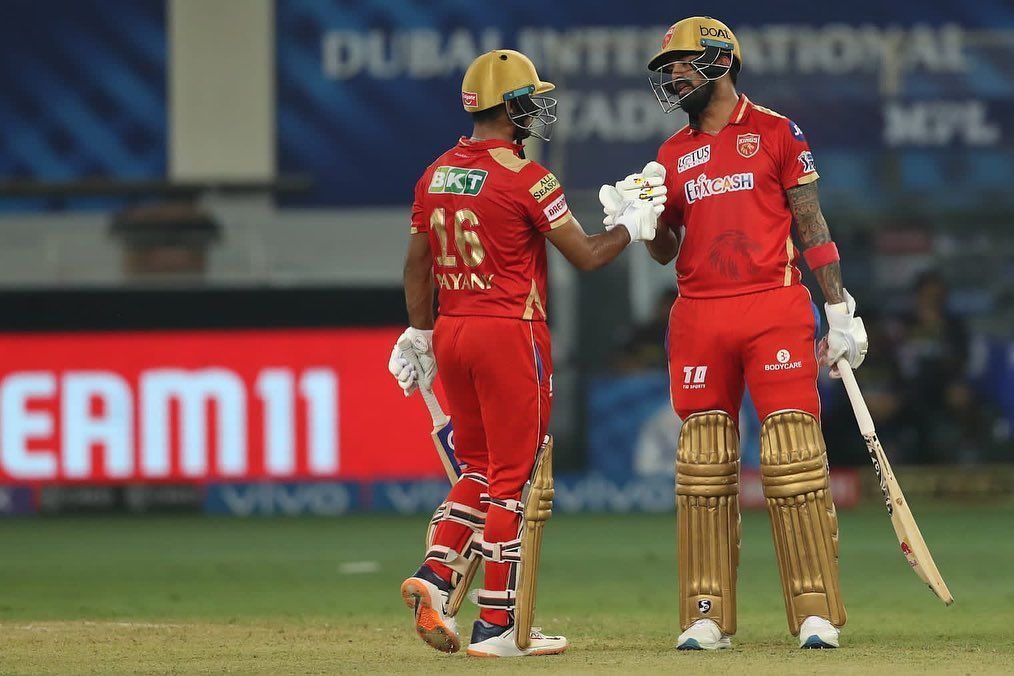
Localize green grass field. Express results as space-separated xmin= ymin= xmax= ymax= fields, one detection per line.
xmin=0 ymin=505 xmax=1011 ymax=674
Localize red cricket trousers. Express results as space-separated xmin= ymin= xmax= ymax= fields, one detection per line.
xmin=427 ymin=315 xmax=552 ymax=626
xmin=669 ymin=284 xmax=821 ymax=424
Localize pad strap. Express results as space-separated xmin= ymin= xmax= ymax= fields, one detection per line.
xmin=460 ymin=471 xmax=489 ymax=486
xmin=481 ymin=494 xmax=525 ymax=514
xmin=802 ymin=241 xmax=839 ymax=271
xmin=428 ymin=500 xmax=486 ymax=531
xmin=473 ymin=538 xmax=522 ymax=563
xmin=470 ymin=588 xmax=516 ymax=610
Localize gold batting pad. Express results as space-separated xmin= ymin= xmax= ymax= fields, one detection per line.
xmin=514 ymin=435 xmax=554 ymax=650
xmin=676 ymin=411 xmax=741 ymax=635
xmin=760 ymin=411 xmax=847 ymax=635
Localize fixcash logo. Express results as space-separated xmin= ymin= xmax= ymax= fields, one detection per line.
xmin=684 ymin=172 xmax=754 ymax=204
xmin=677 ymin=145 xmax=710 ymax=173
xmin=529 ymin=172 xmax=561 ymax=202
xmin=764 ymin=348 xmax=803 ymax=371
xmin=428 ymin=166 xmax=488 ymax=195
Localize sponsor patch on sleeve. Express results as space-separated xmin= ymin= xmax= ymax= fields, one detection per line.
xmin=543 ymin=194 xmax=569 ymax=222
xmin=529 ymin=172 xmax=561 ymax=202
xmin=789 ymin=119 xmax=806 ymax=141
xmin=797 ymin=150 xmax=816 ymax=173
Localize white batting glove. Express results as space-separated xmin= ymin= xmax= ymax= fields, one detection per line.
xmin=388 ymin=327 xmax=436 ymax=396
xmin=822 ymin=289 xmax=868 ymax=378
xmin=600 ymin=186 xmax=664 ymax=243
xmin=602 ymin=161 xmax=667 ymax=227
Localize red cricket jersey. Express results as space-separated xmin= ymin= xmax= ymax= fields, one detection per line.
xmin=410 ymin=137 xmax=572 ymax=321
xmin=656 ymin=95 xmax=819 ymax=299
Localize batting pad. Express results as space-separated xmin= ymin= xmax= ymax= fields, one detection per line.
xmin=676 ymin=411 xmax=741 ymax=635
xmin=514 ymin=435 xmax=554 ymax=649
xmin=760 ymin=410 xmax=847 ymax=635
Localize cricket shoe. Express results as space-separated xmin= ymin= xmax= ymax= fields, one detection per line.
xmin=798 ymin=615 xmax=840 ymax=649
xmin=400 ymin=566 xmax=460 ymax=653
xmin=466 ymin=620 xmax=568 ymax=657
xmin=676 ymin=619 xmax=732 ymax=650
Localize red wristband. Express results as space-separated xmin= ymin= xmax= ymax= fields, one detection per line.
xmin=803 ymin=241 xmax=839 ymax=271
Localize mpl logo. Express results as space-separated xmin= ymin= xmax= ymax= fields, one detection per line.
xmin=428 ymin=166 xmax=488 ymax=196
xmin=677 ymin=145 xmax=710 ymax=173
xmin=764 ymin=349 xmax=803 ymax=371
xmin=684 ymin=172 xmax=754 ymax=204
xmin=682 ymin=365 xmax=708 ymax=390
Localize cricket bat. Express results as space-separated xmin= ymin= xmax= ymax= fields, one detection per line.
xmin=836 ymin=359 xmax=954 ymax=605
xmin=397 ymin=336 xmax=460 ymax=483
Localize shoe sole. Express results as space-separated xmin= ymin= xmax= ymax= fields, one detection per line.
xmin=801 ymin=635 xmax=838 ymax=649
xmin=677 ymin=638 xmax=731 ymax=651
xmin=466 ymin=646 xmax=568 ymax=658
xmin=401 ymin=578 xmax=460 ymax=654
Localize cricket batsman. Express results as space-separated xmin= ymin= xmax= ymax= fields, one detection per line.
xmin=601 ymin=17 xmax=869 ymax=650
xmin=388 ymin=49 xmax=666 ymax=657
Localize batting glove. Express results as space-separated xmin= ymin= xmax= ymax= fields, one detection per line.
xmin=602 ymin=161 xmax=667 ymax=227
xmin=600 ymin=186 xmax=664 ymax=244
xmin=822 ymin=289 xmax=868 ymax=377
xmin=388 ymin=327 xmax=436 ymax=396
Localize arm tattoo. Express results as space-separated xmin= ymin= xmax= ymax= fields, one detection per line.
xmin=786 ymin=182 xmax=844 ymax=304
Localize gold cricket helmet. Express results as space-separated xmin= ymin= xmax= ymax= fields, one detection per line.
xmin=648 ymin=16 xmax=742 ymax=72
xmin=461 ymin=50 xmax=558 ymax=141
xmin=461 ymin=49 xmax=555 ymax=112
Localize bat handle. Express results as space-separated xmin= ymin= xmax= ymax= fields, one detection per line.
xmin=836 ymin=358 xmax=876 ymax=437
xmin=419 ymin=386 xmax=449 ymax=428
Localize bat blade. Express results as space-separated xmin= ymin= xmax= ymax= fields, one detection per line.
xmin=430 ymin=416 xmax=460 ymax=484
xmin=837 ymin=359 xmax=954 ymax=606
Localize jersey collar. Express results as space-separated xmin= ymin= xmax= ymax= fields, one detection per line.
xmin=687 ymin=94 xmax=753 ymax=136
xmin=457 ymin=136 xmax=524 ymax=154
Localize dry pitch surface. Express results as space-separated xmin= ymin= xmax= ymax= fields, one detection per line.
xmin=0 ymin=506 xmax=1011 ymax=674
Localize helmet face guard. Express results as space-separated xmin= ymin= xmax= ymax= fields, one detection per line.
xmin=649 ymin=43 xmax=732 ymax=114
xmin=504 ymin=85 xmax=558 ymax=141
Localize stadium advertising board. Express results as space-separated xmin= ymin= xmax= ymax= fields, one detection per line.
xmin=0 ymin=329 xmax=446 ymax=485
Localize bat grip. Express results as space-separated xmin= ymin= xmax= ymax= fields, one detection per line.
xmin=419 ymin=386 xmax=449 ymax=428
xmin=836 ymin=358 xmax=876 ymax=437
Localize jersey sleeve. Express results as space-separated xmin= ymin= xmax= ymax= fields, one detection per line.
xmin=778 ymin=119 xmax=820 ymax=190
xmin=518 ymin=163 xmax=573 ymax=233
xmin=409 ymin=174 xmax=428 ymax=234
xmin=657 ymin=146 xmax=683 ymax=229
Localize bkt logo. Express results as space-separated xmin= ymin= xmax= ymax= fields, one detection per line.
xmin=428 ymin=166 xmax=488 ymax=196
xmin=682 ymin=365 xmax=708 ymax=390
xmin=0 ymin=368 xmax=339 ymax=481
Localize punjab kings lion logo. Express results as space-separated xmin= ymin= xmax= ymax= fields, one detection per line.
xmin=661 ymin=24 xmax=677 ymax=48
xmin=736 ymin=133 xmax=761 ymax=158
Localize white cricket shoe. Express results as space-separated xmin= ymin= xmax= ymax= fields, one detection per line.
xmin=676 ymin=619 xmax=732 ymax=650
xmin=798 ymin=615 xmax=840 ymax=649
xmin=466 ymin=620 xmax=568 ymax=657
xmin=400 ymin=570 xmax=460 ymax=653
